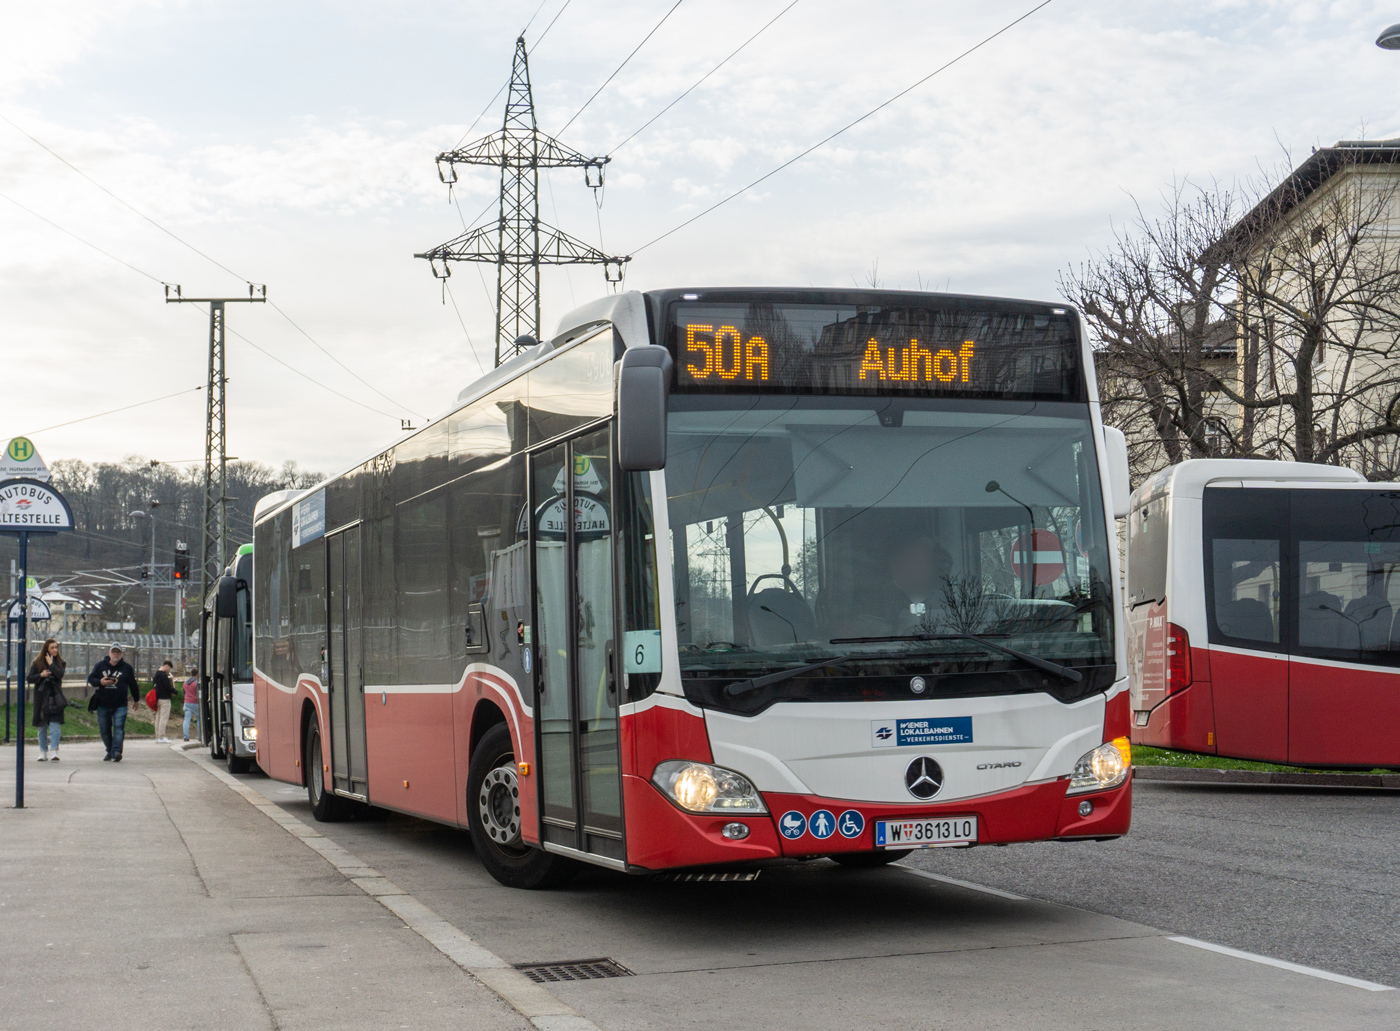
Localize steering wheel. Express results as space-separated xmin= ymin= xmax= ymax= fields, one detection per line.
xmin=748 ymin=572 xmax=800 ymax=596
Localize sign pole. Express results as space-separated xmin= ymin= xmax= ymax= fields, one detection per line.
xmin=14 ymin=530 xmax=25 ymax=809
xmin=0 ymin=471 xmax=74 ymax=809
xmin=3 ymin=613 xmax=10 ymax=743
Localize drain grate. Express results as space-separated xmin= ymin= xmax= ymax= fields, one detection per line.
xmin=516 ymin=958 xmax=634 ymax=984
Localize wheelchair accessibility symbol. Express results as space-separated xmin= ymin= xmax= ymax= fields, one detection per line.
xmin=837 ymin=810 xmax=865 ymax=839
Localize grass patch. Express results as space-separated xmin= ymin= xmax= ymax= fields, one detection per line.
xmin=1133 ymin=745 xmax=1390 ymax=776
xmin=0 ymin=697 xmax=192 ymax=741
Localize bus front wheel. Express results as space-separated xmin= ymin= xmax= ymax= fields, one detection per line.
xmin=305 ymin=725 xmax=344 ymax=822
xmin=467 ymin=724 xmax=576 ymax=890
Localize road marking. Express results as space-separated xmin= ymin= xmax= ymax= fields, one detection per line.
xmin=1168 ymin=936 xmax=1395 ymax=992
xmin=175 ymin=745 xmax=607 ymax=1031
xmin=900 ymin=867 xmax=1028 ymax=900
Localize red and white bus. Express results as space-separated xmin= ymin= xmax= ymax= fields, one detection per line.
xmin=252 ymin=288 xmax=1135 ymax=888
xmin=1124 ymin=458 xmax=1400 ymax=767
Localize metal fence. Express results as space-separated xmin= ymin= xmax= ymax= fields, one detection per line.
xmin=3 ymin=628 xmax=196 ymax=698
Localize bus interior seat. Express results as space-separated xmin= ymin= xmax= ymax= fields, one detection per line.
xmin=1216 ymin=598 xmax=1275 ymax=642
xmin=1341 ymin=595 xmax=1392 ymax=652
xmin=748 ymin=588 xmax=818 ymax=647
xmin=1297 ymin=590 xmax=1344 ymax=649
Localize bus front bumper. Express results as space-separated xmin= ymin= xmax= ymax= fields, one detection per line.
xmin=622 ymin=774 xmax=1131 ymax=870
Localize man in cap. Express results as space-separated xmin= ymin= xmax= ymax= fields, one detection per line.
xmin=87 ymin=645 xmax=140 ymax=761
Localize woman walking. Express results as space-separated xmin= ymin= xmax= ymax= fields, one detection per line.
xmin=28 ymin=638 xmax=67 ymax=761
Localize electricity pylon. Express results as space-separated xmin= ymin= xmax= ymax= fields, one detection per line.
xmin=417 ymin=36 xmax=630 ymax=366
xmin=165 ymin=282 xmax=266 ymax=603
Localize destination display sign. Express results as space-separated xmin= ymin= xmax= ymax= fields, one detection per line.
xmin=667 ymin=301 xmax=1082 ymax=400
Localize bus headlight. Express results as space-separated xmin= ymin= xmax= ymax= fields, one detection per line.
xmin=1067 ymin=737 xmax=1131 ymax=794
xmin=240 ymin=713 xmax=258 ymax=741
xmin=652 ymin=761 xmax=767 ymax=814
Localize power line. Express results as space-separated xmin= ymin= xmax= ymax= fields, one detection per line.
xmin=0 ymin=110 xmax=252 ymax=284
xmin=534 ymin=0 xmax=573 ymax=47
xmin=448 ymin=0 xmax=573 ymax=151
xmin=557 ymin=0 xmax=685 ymax=137
xmin=269 ymin=302 xmax=422 ymax=417
xmin=2 ymin=111 xmax=403 ymax=420
xmin=609 ymin=0 xmax=802 ymax=156
xmin=217 ymin=315 xmax=400 ymax=420
xmin=0 ymin=191 xmax=165 ymax=283
xmin=11 ymin=386 xmax=204 ymax=438
xmin=518 ymin=0 xmax=551 ymax=37
xmin=444 ymin=281 xmax=488 ymax=379
xmin=632 ymin=0 xmax=1056 ymax=254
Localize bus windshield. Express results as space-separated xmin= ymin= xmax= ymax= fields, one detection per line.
xmin=665 ymin=395 xmax=1114 ymax=699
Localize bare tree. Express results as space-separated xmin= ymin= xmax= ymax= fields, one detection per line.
xmin=1060 ymin=181 xmax=1244 ymax=479
xmin=1065 ymin=151 xmax=1400 ymax=482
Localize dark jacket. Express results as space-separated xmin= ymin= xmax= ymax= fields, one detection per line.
xmin=87 ymin=657 xmax=140 ymax=709
xmin=28 ymin=658 xmax=67 ymax=726
xmin=153 ymin=670 xmax=175 ymax=701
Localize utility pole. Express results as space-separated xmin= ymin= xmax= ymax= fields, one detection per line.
xmin=416 ymin=36 xmax=630 ymax=366
xmin=165 ymin=283 xmax=266 ymax=606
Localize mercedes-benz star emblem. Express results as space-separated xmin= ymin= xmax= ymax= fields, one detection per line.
xmin=905 ymin=756 xmax=944 ymax=800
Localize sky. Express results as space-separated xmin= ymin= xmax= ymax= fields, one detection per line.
xmin=2 ymin=0 xmax=1399 ymax=477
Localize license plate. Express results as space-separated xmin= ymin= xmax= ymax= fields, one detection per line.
xmin=874 ymin=815 xmax=978 ymax=849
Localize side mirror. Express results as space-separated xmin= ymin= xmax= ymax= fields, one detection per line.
xmin=215 ymin=575 xmax=238 ymax=618
xmin=617 ymin=345 xmax=672 ymax=471
xmin=1102 ymin=426 xmax=1131 ymax=518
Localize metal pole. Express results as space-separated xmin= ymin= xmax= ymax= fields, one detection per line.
xmin=148 ymin=513 xmax=156 ymax=635
xmin=4 ymin=612 xmax=10 ymax=744
xmin=15 ymin=531 xmax=27 ymax=809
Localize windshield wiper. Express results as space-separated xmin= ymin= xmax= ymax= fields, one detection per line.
xmin=828 ymin=633 xmax=1082 ymax=684
xmin=724 ymin=655 xmax=850 ymax=697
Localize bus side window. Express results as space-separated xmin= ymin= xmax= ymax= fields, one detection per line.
xmin=1203 ymin=487 xmax=1286 ymax=648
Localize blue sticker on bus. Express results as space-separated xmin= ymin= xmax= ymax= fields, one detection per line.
xmin=778 ymin=811 xmax=806 ymax=839
xmin=808 ymin=810 xmax=836 ymax=839
xmin=837 ymin=810 xmax=865 ymax=838
xmin=871 ymin=716 xmax=972 ymax=747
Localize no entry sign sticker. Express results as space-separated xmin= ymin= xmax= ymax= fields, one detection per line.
xmin=1011 ymin=529 xmax=1065 ymax=586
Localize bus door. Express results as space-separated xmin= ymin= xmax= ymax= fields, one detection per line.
xmin=326 ymin=523 xmax=368 ymax=797
xmin=1202 ymin=487 xmax=1290 ymax=762
xmin=529 ymin=426 xmax=625 ymax=864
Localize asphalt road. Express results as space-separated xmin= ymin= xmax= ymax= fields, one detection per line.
xmin=226 ymin=764 xmax=1400 ymax=1029
xmin=905 ymin=780 xmax=1400 ymax=986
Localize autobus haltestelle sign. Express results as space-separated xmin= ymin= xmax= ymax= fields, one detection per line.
xmin=0 ymin=478 xmax=74 ymax=532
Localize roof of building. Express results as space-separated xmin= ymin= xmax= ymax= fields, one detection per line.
xmin=1226 ymin=138 xmax=1400 ymax=251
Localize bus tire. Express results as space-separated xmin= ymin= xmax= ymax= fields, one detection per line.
xmin=226 ymin=731 xmax=253 ymax=775
xmin=305 ymin=724 xmax=344 ymax=822
xmin=467 ymin=724 xmax=576 ymax=890
xmin=830 ymin=850 xmax=912 ymax=868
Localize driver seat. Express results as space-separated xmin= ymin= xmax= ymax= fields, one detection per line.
xmin=748 ymin=588 xmax=817 ymax=646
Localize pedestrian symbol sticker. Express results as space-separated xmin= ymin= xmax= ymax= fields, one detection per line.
xmin=808 ymin=809 xmax=836 ymax=839
xmin=778 ymin=810 xmax=806 ymax=839
xmin=837 ymin=810 xmax=865 ymax=838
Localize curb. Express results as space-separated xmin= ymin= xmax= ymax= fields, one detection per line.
xmin=172 ymin=744 xmax=606 ymax=1031
xmin=1133 ymin=765 xmax=1400 ymax=789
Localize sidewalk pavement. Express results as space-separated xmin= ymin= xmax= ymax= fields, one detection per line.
xmin=0 ymin=739 xmax=532 ymax=1031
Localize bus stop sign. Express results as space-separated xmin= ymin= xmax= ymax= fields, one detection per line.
xmin=1011 ymin=529 xmax=1065 ymax=587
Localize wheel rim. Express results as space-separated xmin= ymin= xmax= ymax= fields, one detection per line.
xmin=477 ymin=764 xmax=522 ymax=849
xmin=310 ymin=738 xmax=324 ymax=801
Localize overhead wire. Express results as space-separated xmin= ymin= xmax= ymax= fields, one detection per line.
xmin=443 ymin=281 xmax=488 ymax=378
xmin=632 ymin=0 xmax=1056 ymax=254
xmin=0 ymin=110 xmax=251 ymax=284
xmin=0 ymin=191 xmax=165 ymax=284
xmin=556 ymin=0 xmax=685 ymax=137
xmin=269 ymin=302 xmax=423 ymax=417
xmin=11 ymin=386 xmax=204 ymax=439
xmin=0 ymin=110 xmax=408 ymax=420
xmin=608 ymin=0 xmax=802 ymax=156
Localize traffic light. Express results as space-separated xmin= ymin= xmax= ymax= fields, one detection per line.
xmin=173 ymin=542 xmax=190 ymax=581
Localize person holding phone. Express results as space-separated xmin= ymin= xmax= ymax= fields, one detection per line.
xmin=87 ymin=645 xmax=140 ymax=762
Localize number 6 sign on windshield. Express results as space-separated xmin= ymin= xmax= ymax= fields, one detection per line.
xmin=623 ymin=630 xmax=662 ymax=673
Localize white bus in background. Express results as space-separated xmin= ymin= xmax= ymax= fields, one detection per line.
xmin=1123 ymin=458 xmax=1400 ymax=767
